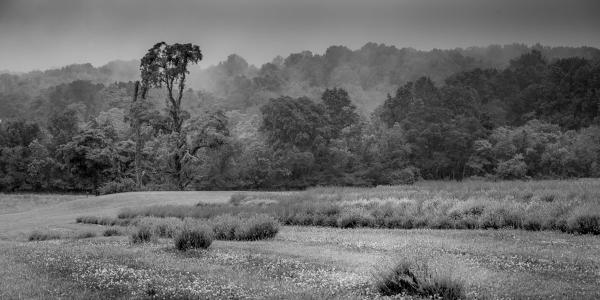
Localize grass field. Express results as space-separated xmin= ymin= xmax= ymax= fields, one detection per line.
xmin=0 ymin=181 xmax=599 ymax=299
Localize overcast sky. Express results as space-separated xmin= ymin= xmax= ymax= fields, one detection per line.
xmin=1 ymin=0 xmax=599 ymax=72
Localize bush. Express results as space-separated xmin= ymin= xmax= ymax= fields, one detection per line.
xmin=76 ymin=216 xmax=130 ymax=226
xmin=137 ymin=217 xmax=184 ymax=238
xmin=98 ymin=178 xmax=137 ymax=195
xmin=229 ymin=193 xmax=250 ymax=206
xmin=174 ymin=225 xmax=213 ymax=251
xmin=233 ymin=214 xmax=280 ymax=240
xmin=567 ymin=206 xmax=600 ymax=234
xmin=130 ymin=226 xmax=156 ymax=243
xmin=211 ymin=214 xmax=240 ymax=240
xmin=74 ymin=230 xmax=97 ymax=239
xmin=336 ymin=208 xmax=374 ymax=228
xmin=495 ymin=154 xmax=528 ymax=179
xmin=210 ymin=214 xmax=280 ymax=241
xmin=374 ymin=260 xmax=465 ymax=299
xmin=103 ymin=228 xmax=122 ymax=237
xmin=28 ymin=230 xmax=62 ymax=241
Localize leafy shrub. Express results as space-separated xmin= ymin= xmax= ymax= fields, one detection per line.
xmin=495 ymin=154 xmax=528 ymax=179
xmin=28 ymin=230 xmax=62 ymax=241
xmin=374 ymin=260 xmax=465 ymax=299
xmin=130 ymin=226 xmax=157 ymax=243
xmin=98 ymin=177 xmax=137 ymax=195
xmin=103 ymin=228 xmax=122 ymax=237
xmin=390 ymin=167 xmax=421 ymax=185
xmin=174 ymin=225 xmax=213 ymax=251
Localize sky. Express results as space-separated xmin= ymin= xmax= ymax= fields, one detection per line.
xmin=0 ymin=0 xmax=599 ymax=72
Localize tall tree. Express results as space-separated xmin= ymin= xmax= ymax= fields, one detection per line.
xmin=139 ymin=42 xmax=202 ymax=189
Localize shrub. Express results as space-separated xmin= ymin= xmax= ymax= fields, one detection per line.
xmin=390 ymin=167 xmax=421 ymax=185
xmin=233 ymin=214 xmax=279 ymax=240
xmin=174 ymin=225 xmax=213 ymax=251
xmin=98 ymin=178 xmax=137 ymax=195
xmin=495 ymin=154 xmax=528 ymax=179
xmin=374 ymin=260 xmax=465 ymax=300
xmin=74 ymin=230 xmax=97 ymax=239
xmin=130 ymin=226 xmax=157 ymax=244
xmin=76 ymin=216 xmax=130 ymax=226
xmin=210 ymin=214 xmax=280 ymax=241
xmin=336 ymin=208 xmax=374 ymax=228
xmin=567 ymin=206 xmax=600 ymax=234
xmin=103 ymin=228 xmax=122 ymax=237
xmin=229 ymin=193 xmax=250 ymax=206
xmin=137 ymin=217 xmax=184 ymax=238
xmin=28 ymin=230 xmax=62 ymax=241
xmin=211 ymin=214 xmax=240 ymax=240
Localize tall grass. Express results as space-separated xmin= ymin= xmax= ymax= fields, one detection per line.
xmin=126 ymin=214 xmax=280 ymax=241
xmin=28 ymin=230 xmax=62 ymax=241
xmin=76 ymin=216 xmax=131 ymax=226
xmin=118 ymin=179 xmax=600 ymax=234
xmin=174 ymin=223 xmax=213 ymax=251
xmin=374 ymin=259 xmax=465 ymax=299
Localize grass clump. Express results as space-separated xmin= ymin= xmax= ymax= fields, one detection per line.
xmin=73 ymin=230 xmax=97 ymax=239
xmin=229 ymin=193 xmax=250 ymax=206
xmin=102 ymin=227 xmax=123 ymax=237
xmin=76 ymin=215 xmax=130 ymax=226
xmin=566 ymin=205 xmax=600 ymax=234
xmin=211 ymin=214 xmax=279 ymax=240
xmin=130 ymin=225 xmax=157 ymax=244
xmin=28 ymin=230 xmax=62 ymax=241
xmin=233 ymin=214 xmax=279 ymax=240
xmin=374 ymin=260 xmax=465 ymax=300
xmin=136 ymin=217 xmax=184 ymax=238
xmin=174 ymin=224 xmax=213 ymax=251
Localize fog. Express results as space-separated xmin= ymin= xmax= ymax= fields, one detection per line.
xmin=1 ymin=0 xmax=599 ymax=72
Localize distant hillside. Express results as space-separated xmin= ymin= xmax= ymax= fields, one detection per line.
xmin=1 ymin=43 xmax=599 ymax=119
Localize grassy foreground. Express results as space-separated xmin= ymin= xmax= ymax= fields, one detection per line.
xmin=0 ymin=181 xmax=599 ymax=299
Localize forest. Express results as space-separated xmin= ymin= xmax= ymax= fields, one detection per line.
xmin=1 ymin=43 xmax=600 ymax=193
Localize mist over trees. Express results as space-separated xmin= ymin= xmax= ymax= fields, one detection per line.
xmin=1 ymin=43 xmax=600 ymax=192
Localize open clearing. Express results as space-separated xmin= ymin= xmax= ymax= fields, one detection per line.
xmin=0 ymin=188 xmax=599 ymax=299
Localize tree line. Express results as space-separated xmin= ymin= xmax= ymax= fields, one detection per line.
xmin=0 ymin=46 xmax=599 ymax=193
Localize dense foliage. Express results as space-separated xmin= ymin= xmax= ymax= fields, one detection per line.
xmin=1 ymin=44 xmax=599 ymax=192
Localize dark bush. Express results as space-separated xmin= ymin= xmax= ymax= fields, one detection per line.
xmin=567 ymin=208 xmax=600 ymax=234
xmin=74 ymin=230 xmax=97 ymax=239
xmin=130 ymin=226 xmax=156 ymax=243
xmin=233 ymin=214 xmax=279 ymax=240
xmin=76 ymin=215 xmax=130 ymax=226
xmin=229 ymin=193 xmax=250 ymax=206
xmin=28 ymin=230 xmax=62 ymax=241
xmin=374 ymin=260 xmax=465 ymax=300
xmin=103 ymin=228 xmax=122 ymax=237
xmin=98 ymin=178 xmax=137 ymax=195
xmin=174 ymin=226 xmax=213 ymax=251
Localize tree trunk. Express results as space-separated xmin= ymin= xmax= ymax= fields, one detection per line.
xmin=132 ymin=81 xmax=142 ymax=189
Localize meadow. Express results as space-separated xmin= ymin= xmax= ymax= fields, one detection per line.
xmin=0 ymin=180 xmax=599 ymax=299
xmin=119 ymin=180 xmax=600 ymax=234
